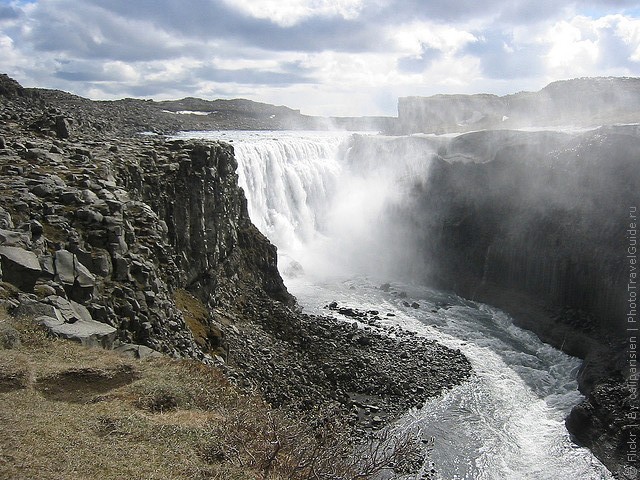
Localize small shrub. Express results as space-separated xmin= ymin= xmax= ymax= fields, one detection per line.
xmin=135 ymin=385 xmax=182 ymax=413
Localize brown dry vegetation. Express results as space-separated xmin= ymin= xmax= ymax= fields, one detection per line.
xmin=0 ymin=311 xmax=429 ymax=480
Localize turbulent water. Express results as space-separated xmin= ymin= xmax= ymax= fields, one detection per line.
xmin=172 ymin=130 xmax=613 ymax=480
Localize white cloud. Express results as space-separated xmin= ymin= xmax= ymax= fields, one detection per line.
xmin=0 ymin=34 xmax=18 ymax=63
xmin=543 ymin=18 xmax=600 ymax=76
xmin=102 ymin=61 xmax=139 ymax=82
xmin=613 ymin=14 xmax=640 ymax=61
xmin=535 ymin=14 xmax=640 ymax=77
xmin=0 ymin=1 xmax=639 ymax=115
xmin=221 ymin=0 xmax=365 ymax=27
xmin=300 ymin=50 xmax=397 ymax=87
xmin=392 ymin=21 xmax=478 ymax=56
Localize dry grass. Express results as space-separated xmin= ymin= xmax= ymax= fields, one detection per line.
xmin=0 ymin=313 xmax=429 ymax=479
xmin=0 ymin=314 xmax=262 ymax=479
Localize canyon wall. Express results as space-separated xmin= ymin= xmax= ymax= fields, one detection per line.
xmin=348 ymin=127 xmax=639 ymax=476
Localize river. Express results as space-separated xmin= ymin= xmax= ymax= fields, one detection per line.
xmin=171 ymin=129 xmax=613 ymax=480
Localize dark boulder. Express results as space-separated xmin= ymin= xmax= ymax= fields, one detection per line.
xmin=54 ymin=116 xmax=71 ymax=139
xmin=0 ymin=246 xmax=41 ymax=292
xmin=54 ymin=249 xmax=96 ymax=301
xmin=0 ymin=74 xmax=25 ymax=98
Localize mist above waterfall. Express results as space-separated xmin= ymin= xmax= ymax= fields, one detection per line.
xmin=172 ymin=125 xmax=636 ymax=336
xmin=238 ymin=132 xmax=439 ymax=281
xmin=172 ymin=130 xmax=439 ymax=282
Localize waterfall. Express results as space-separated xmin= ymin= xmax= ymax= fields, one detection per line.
xmin=232 ymin=132 xmax=345 ymax=252
xmin=172 ymin=130 xmax=435 ymax=280
xmin=172 ymin=129 xmax=614 ymax=480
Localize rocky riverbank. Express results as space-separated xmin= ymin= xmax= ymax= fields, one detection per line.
xmin=0 ymin=71 xmax=471 ymax=457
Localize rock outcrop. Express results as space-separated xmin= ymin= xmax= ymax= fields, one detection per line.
xmin=397 ymin=77 xmax=640 ymax=134
xmin=0 ymin=110 xmax=292 ymax=359
xmin=8 ymin=82 xmax=391 ymax=136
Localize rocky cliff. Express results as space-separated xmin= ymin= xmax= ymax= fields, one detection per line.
xmin=397 ymin=77 xmax=640 ymax=134
xmin=0 ymin=106 xmax=289 ymax=360
xmin=1 ymin=74 xmax=390 ymax=135
xmin=348 ymin=128 xmax=639 ymax=476
xmin=0 ymin=73 xmax=471 ymax=450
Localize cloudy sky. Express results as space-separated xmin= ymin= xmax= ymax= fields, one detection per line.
xmin=1 ymin=0 xmax=640 ymax=116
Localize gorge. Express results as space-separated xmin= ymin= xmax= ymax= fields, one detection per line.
xmin=175 ymin=127 xmax=638 ymax=478
xmin=0 ymin=74 xmax=638 ymax=479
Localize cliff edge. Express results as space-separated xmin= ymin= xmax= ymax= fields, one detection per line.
xmin=397 ymin=77 xmax=640 ymax=134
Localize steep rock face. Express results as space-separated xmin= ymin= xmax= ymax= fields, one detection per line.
xmin=114 ymin=140 xmax=292 ymax=310
xmin=0 ymin=79 xmax=291 ymax=359
xmin=348 ymin=127 xmax=639 ymax=476
xmin=416 ymin=129 xmax=634 ymax=341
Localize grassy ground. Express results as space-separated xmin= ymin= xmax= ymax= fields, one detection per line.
xmin=0 ymin=312 xmax=341 ymax=480
xmin=0 ymin=312 xmax=426 ymax=480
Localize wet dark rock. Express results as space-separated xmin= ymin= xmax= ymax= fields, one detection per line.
xmin=566 ymin=378 xmax=640 ymax=480
xmin=55 ymin=116 xmax=71 ymax=139
xmin=225 ymin=296 xmax=471 ymax=427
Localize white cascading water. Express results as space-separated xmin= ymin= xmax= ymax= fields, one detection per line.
xmin=172 ymin=130 xmax=614 ymax=480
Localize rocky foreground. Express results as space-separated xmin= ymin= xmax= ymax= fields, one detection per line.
xmin=0 ymin=71 xmax=470 ymax=464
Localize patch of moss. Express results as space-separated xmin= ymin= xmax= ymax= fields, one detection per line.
xmin=42 ymin=222 xmax=68 ymax=244
xmin=0 ymin=282 xmax=20 ymax=300
xmin=174 ymin=289 xmax=222 ymax=354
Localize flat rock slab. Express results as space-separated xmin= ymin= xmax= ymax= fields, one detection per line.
xmin=114 ymin=343 xmax=163 ymax=360
xmin=46 ymin=296 xmax=92 ymax=324
xmin=37 ymin=314 xmax=117 ymax=349
xmin=0 ymin=245 xmax=41 ymax=291
xmin=0 ymin=229 xmax=30 ymax=248
xmin=54 ymin=249 xmax=96 ymax=287
xmin=54 ymin=249 xmax=96 ymax=301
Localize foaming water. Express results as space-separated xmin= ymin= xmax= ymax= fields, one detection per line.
xmin=172 ymin=130 xmax=431 ymax=278
xmin=173 ymin=130 xmax=613 ymax=479
xmin=290 ymin=276 xmax=613 ymax=480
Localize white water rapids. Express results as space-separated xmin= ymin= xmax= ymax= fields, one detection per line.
xmin=172 ymin=130 xmax=613 ymax=480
